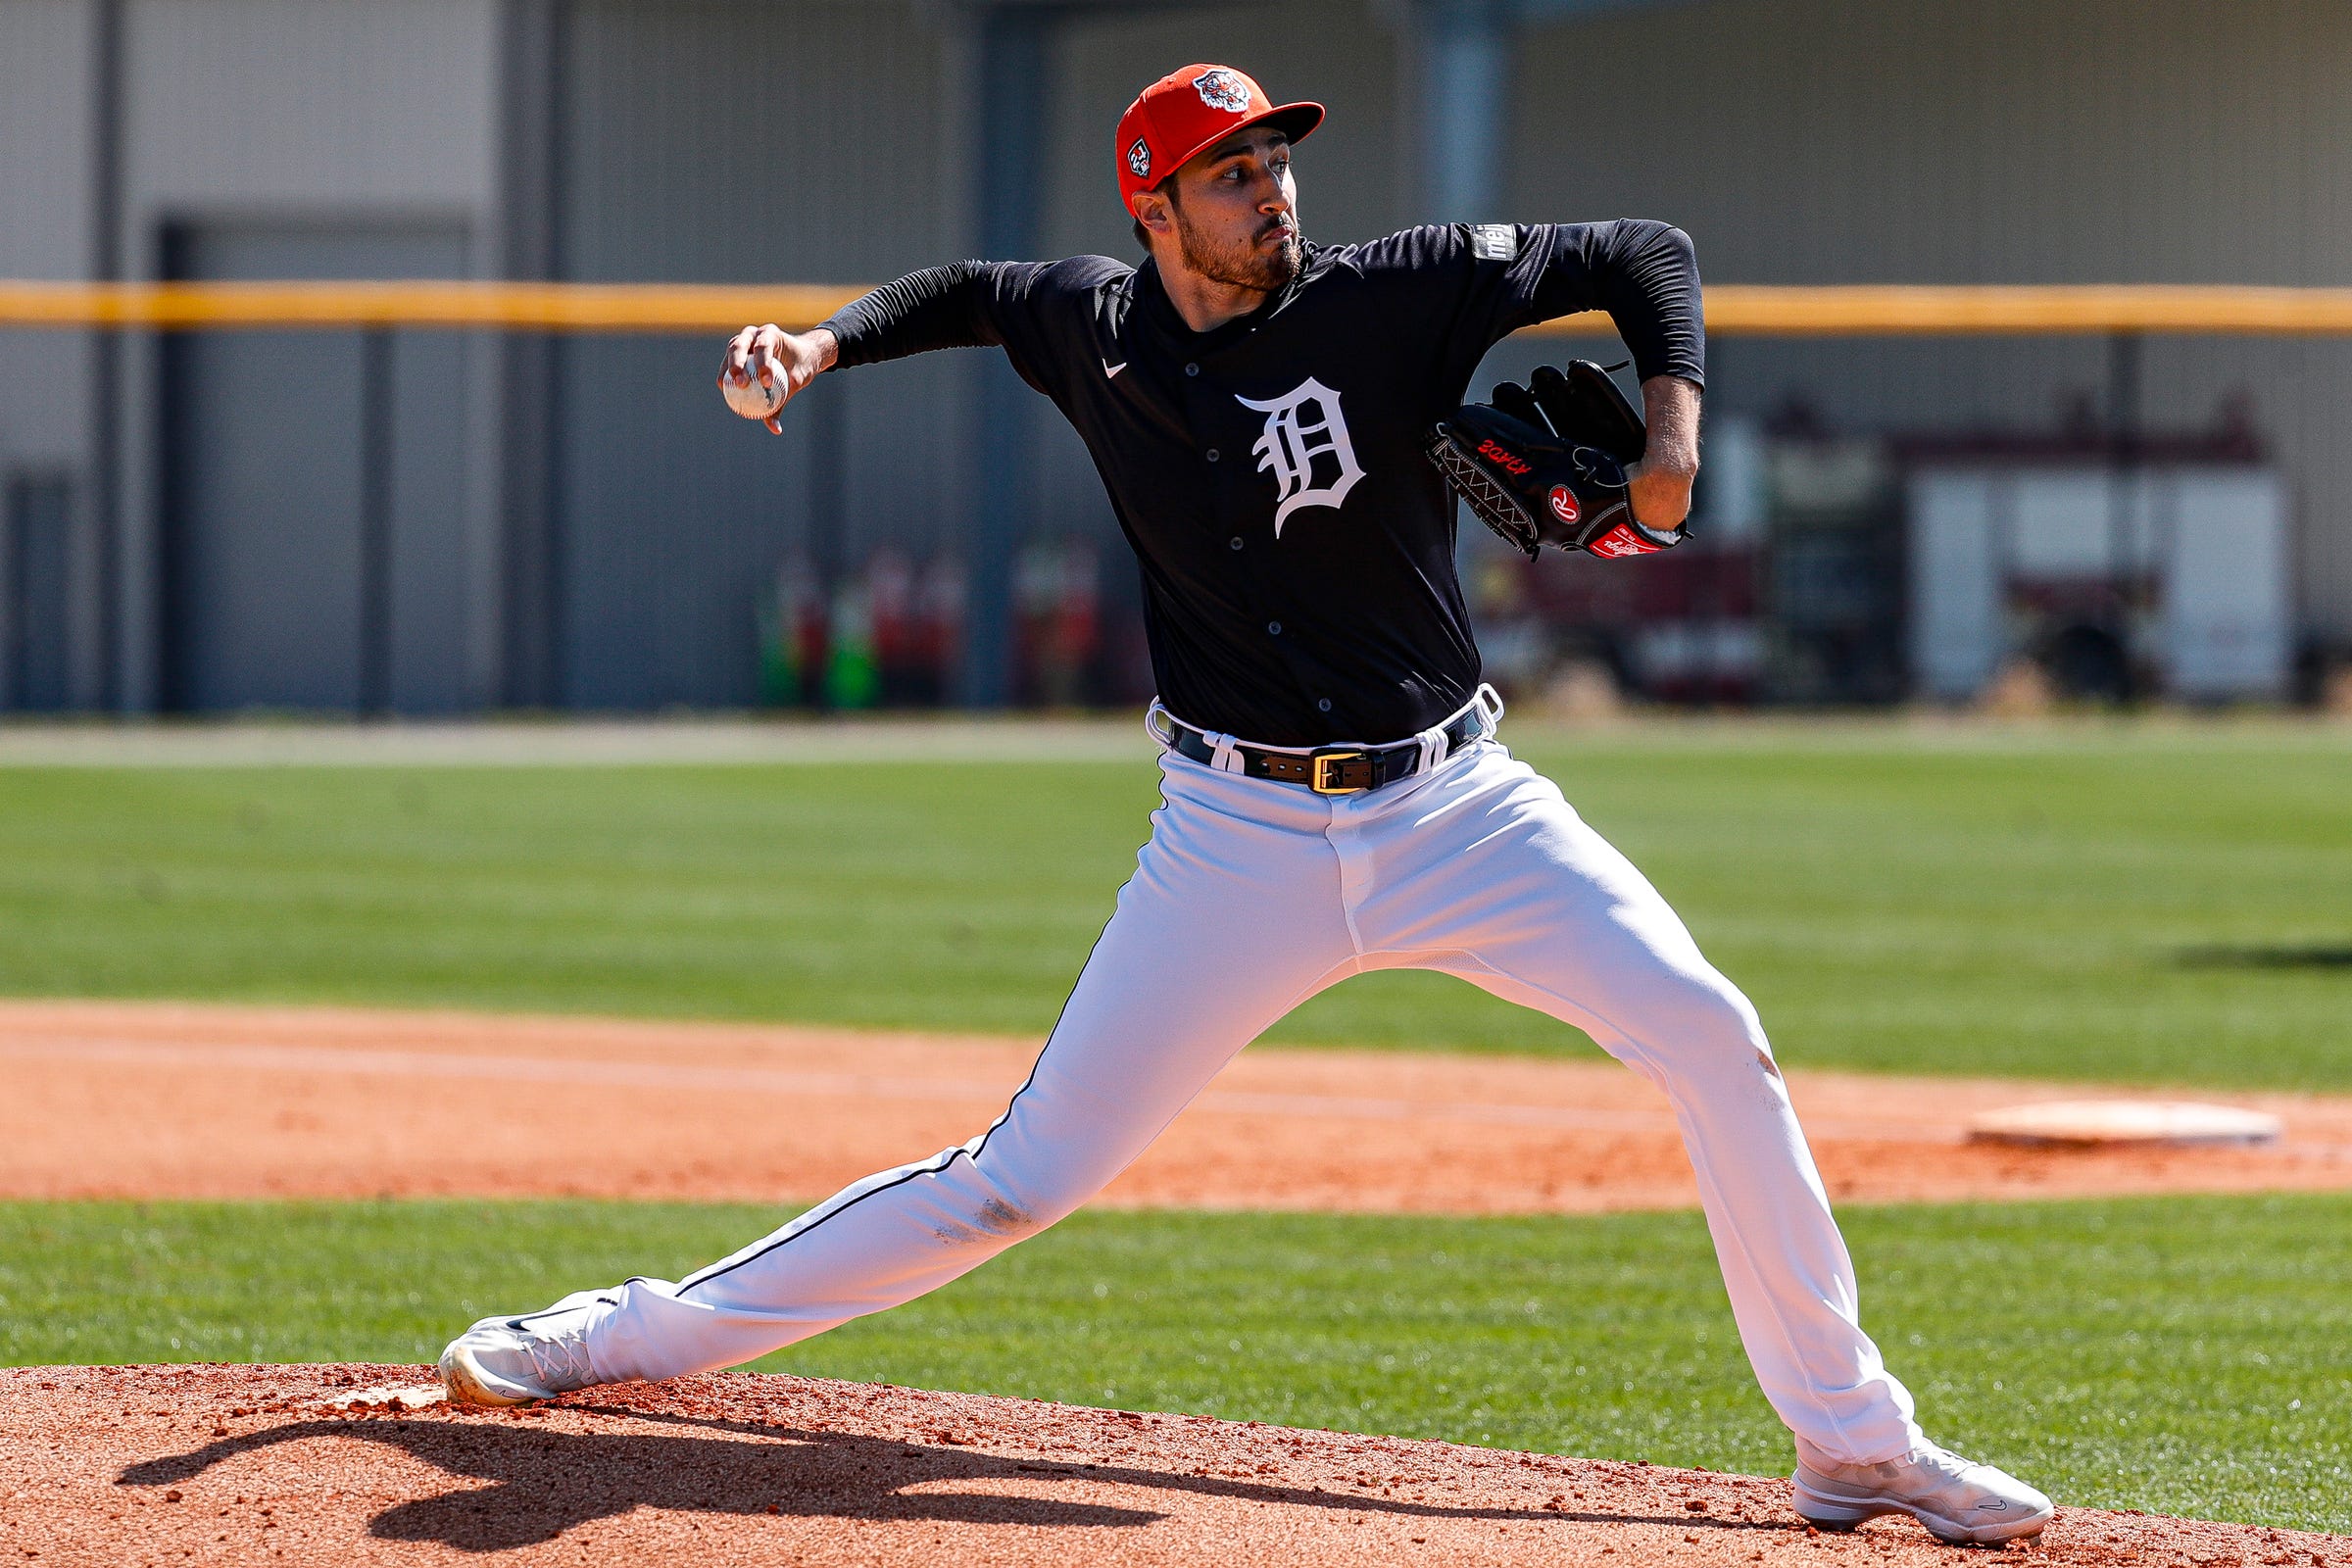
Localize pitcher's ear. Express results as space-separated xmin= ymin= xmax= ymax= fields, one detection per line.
xmin=1130 ymin=188 xmax=1176 ymax=238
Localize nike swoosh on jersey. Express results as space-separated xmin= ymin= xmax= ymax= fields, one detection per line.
xmin=1102 ymin=360 xmax=1127 ymax=379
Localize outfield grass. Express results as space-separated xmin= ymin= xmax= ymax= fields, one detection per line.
xmin=2 ymin=1193 xmax=2344 ymax=1532
xmin=0 ymin=723 xmax=2345 ymax=1086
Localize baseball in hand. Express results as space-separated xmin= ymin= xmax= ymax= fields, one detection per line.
xmin=722 ymin=368 xmax=786 ymax=421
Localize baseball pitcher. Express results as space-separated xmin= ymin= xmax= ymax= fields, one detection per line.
xmin=441 ymin=64 xmax=2051 ymax=1546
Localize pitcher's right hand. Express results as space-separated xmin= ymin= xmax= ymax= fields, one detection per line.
xmin=718 ymin=324 xmax=837 ymax=433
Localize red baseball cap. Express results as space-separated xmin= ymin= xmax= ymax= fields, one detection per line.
xmin=1115 ymin=65 xmax=1324 ymax=209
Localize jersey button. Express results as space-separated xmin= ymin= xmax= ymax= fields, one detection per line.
xmin=1266 ymin=620 xmax=1282 ymax=636
xmin=1228 ymin=536 xmax=1244 ymax=551
xmin=1205 ymin=448 xmax=1220 ymax=463
xmin=1317 ymin=698 xmax=1334 ymax=712
xmin=1184 ymin=362 xmax=1200 ymax=376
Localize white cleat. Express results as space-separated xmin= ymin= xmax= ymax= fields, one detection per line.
xmin=437 ymin=1292 xmax=612 ymax=1408
xmin=1792 ymin=1441 xmax=2054 ymax=1546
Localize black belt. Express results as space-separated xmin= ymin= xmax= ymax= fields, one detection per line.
xmin=1164 ymin=699 xmax=1494 ymax=796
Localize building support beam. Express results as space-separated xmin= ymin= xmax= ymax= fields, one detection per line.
xmin=88 ymin=0 xmax=124 ymax=710
xmin=493 ymin=0 xmax=566 ymax=708
xmin=1410 ymin=0 xmax=1516 ymax=224
xmin=958 ymin=4 xmax=1054 ymax=708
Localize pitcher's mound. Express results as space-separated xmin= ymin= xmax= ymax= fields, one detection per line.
xmin=5 ymin=1365 xmax=2344 ymax=1566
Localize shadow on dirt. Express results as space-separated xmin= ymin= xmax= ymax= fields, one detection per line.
xmin=114 ymin=1403 xmax=1774 ymax=1552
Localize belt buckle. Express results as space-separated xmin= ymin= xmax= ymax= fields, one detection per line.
xmin=1309 ymin=748 xmax=1368 ymax=795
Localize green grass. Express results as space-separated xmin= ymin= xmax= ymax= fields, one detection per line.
xmin=3 ymin=1193 xmax=2345 ymax=1531
xmin=0 ymin=722 xmax=2346 ymax=1086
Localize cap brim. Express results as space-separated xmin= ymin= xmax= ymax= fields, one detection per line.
xmin=1159 ymin=100 xmax=1326 ymax=185
xmin=1257 ymin=101 xmax=1325 ymax=145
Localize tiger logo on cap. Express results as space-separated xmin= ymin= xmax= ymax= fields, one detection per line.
xmin=1192 ymin=68 xmax=1251 ymax=114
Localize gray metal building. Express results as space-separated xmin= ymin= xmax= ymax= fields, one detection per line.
xmin=2 ymin=0 xmax=2347 ymax=713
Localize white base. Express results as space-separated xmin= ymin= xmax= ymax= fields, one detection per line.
xmin=1966 ymin=1099 xmax=2282 ymax=1148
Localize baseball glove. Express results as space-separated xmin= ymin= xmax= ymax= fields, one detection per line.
xmin=1427 ymin=361 xmax=1688 ymax=560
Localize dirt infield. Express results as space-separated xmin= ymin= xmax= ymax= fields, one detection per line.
xmin=7 ymin=1365 xmax=2345 ymax=1568
xmin=6 ymin=999 xmax=2352 ymax=1212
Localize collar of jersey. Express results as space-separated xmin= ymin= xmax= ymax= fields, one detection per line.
xmin=1131 ymin=242 xmax=1341 ymax=356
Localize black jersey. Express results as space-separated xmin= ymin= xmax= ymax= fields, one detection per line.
xmin=820 ymin=220 xmax=1703 ymax=746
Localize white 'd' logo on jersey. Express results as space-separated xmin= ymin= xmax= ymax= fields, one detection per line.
xmin=1236 ymin=377 xmax=1365 ymax=536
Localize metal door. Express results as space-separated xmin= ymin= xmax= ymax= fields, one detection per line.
xmin=160 ymin=222 xmax=469 ymax=713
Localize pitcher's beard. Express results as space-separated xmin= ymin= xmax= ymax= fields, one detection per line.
xmin=1177 ymin=217 xmax=1302 ymax=293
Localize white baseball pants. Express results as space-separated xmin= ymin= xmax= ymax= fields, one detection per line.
xmin=575 ymin=733 xmax=1925 ymax=1465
